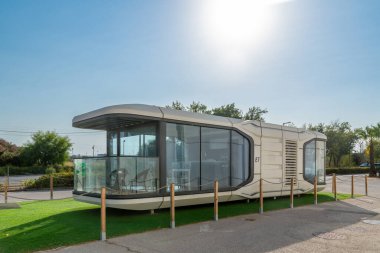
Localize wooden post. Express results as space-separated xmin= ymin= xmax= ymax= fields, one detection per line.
xmin=314 ymin=176 xmax=317 ymax=205
xmin=351 ymin=175 xmax=354 ymax=198
xmin=170 ymin=183 xmax=175 ymax=228
xmin=290 ymin=177 xmax=294 ymax=208
xmin=50 ymin=174 xmax=53 ymax=200
xmin=100 ymin=187 xmax=106 ymax=240
xmin=214 ymin=180 xmax=219 ymax=221
xmin=333 ymin=174 xmax=337 ymax=201
xmin=259 ymin=178 xmax=263 ymax=214
xmin=4 ymin=174 xmax=8 ymax=204
xmin=365 ymin=175 xmax=368 ymax=196
xmin=332 ymin=173 xmax=335 ymax=194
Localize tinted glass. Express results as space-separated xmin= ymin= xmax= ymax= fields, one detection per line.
xmin=166 ymin=123 xmax=200 ymax=191
xmin=120 ymin=125 xmax=157 ymax=156
xmin=316 ymin=141 xmax=326 ymax=183
xmin=108 ymin=131 xmax=118 ymax=156
xmin=304 ymin=140 xmax=316 ymax=182
xmin=201 ymin=127 xmax=230 ymax=189
xmin=231 ymin=131 xmax=249 ymax=186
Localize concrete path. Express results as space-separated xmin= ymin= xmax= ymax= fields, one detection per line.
xmin=40 ymin=177 xmax=380 ymax=253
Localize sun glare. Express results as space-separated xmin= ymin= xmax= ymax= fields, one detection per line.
xmin=199 ymin=0 xmax=277 ymax=67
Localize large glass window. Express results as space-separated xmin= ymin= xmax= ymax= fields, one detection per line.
xmin=231 ymin=131 xmax=249 ymax=186
xmin=316 ymin=141 xmax=326 ymax=183
xmin=201 ymin=127 xmax=230 ymax=189
xmin=304 ymin=140 xmax=326 ymax=184
xmin=120 ymin=125 xmax=157 ymax=156
xmin=166 ymin=123 xmax=200 ymax=191
xmin=107 ymin=131 xmax=118 ymax=156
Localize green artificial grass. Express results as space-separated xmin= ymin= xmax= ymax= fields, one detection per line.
xmin=0 ymin=192 xmax=353 ymax=253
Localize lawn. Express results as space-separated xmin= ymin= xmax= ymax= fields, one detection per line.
xmin=0 ymin=192 xmax=353 ymax=253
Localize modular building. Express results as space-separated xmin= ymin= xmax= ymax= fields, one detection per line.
xmin=72 ymin=104 xmax=326 ymax=210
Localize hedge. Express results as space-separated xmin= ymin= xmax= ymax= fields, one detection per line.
xmin=22 ymin=172 xmax=73 ymax=189
xmin=326 ymin=167 xmax=372 ymax=175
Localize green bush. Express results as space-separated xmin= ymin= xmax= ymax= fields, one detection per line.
xmin=23 ymin=172 xmax=73 ymax=189
xmin=326 ymin=167 xmax=370 ymax=175
xmin=45 ymin=167 xmax=56 ymax=174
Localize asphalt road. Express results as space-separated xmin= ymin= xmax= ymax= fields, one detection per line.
xmin=0 ymin=174 xmax=44 ymax=185
xmin=39 ymin=176 xmax=380 ymax=253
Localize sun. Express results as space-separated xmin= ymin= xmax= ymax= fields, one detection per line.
xmin=198 ymin=0 xmax=276 ymax=67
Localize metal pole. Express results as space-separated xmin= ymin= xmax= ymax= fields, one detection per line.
xmin=314 ymin=176 xmax=317 ymax=205
xmin=50 ymin=174 xmax=54 ymax=200
xmin=290 ymin=177 xmax=294 ymax=208
xmin=214 ymin=180 xmax=219 ymax=221
xmin=351 ymin=175 xmax=354 ymax=198
xmin=365 ymin=175 xmax=368 ymax=196
xmin=259 ymin=178 xmax=263 ymax=214
xmin=170 ymin=183 xmax=175 ymax=228
xmin=100 ymin=187 xmax=106 ymax=240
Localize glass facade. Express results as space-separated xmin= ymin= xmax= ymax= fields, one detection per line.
xmin=74 ymin=121 xmax=251 ymax=195
xmin=165 ymin=124 xmax=250 ymax=192
xmin=304 ymin=140 xmax=326 ymax=184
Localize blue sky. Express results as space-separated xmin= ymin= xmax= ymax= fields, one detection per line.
xmin=1 ymin=0 xmax=380 ymax=155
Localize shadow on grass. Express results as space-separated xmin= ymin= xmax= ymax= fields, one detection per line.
xmin=0 ymin=193 xmax=351 ymax=253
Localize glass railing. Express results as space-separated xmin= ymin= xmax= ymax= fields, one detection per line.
xmin=74 ymin=156 xmax=159 ymax=195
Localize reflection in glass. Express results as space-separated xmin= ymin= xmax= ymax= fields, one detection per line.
xmin=74 ymin=157 xmax=159 ymax=194
xmin=201 ymin=127 xmax=230 ymax=189
xmin=231 ymin=131 xmax=249 ymax=186
xmin=166 ymin=123 xmax=200 ymax=191
xmin=108 ymin=132 xmax=118 ymax=156
xmin=304 ymin=140 xmax=316 ymax=182
xmin=120 ymin=125 xmax=157 ymax=156
xmin=304 ymin=140 xmax=326 ymax=184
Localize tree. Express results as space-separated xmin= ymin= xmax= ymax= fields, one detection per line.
xmin=356 ymin=124 xmax=380 ymax=176
xmin=187 ymin=101 xmax=210 ymax=114
xmin=22 ymin=131 xmax=72 ymax=166
xmin=244 ymin=106 xmax=268 ymax=121
xmin=166 ymin=100 xmax=185 ymax=111
xmin=0 ymin=139 xmax=20 ymax=166
xmin=212 ymin=103 xmax=242 ymax=119
xmin=166 ymin=101 xmax=269 ymax=121
xmin=309 ymin=121 xmax=358 ymax=167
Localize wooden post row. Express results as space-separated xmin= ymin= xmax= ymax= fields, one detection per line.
xmin=290 ymin=177 xmax=294 ymax=208
xmin=314 ymin=176 xmax=317 ymax=205
xmin=351 ymin=175 xmax=354 ymax=198
xmin=259 ymin=178 xmax=263 ymax=214
xmin=214 ymin=180 xmax=219 ymax=221
xmin=170 ymin=183 xmax=175 ymax=229
xmin=365 ymin=175 xmax=368 ymax=196
xmin=100 ymin=187 xmax=106 ymax=240
xmin=50 ymin=175 xmax=54 ymax=200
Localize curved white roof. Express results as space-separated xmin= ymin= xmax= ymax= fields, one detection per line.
xmin=72 ymin=104 xmax=244 ymax=130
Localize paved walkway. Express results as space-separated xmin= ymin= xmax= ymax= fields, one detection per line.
xmin=40 ymin=177 xmax=380 ymax=253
